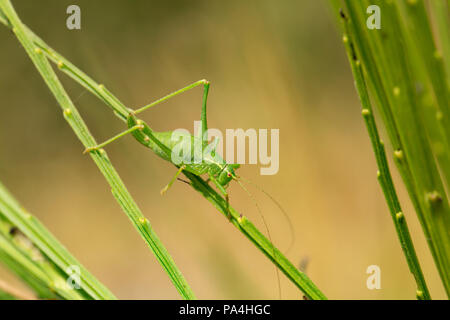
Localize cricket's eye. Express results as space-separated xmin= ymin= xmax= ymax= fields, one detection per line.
xmin=227 ymin=173 xmax=232 ymax=177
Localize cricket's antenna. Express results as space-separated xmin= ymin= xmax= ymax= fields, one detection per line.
xmin=236 ymin=179 xmax=282 ymax=299
xmin=237 ymin=175 xmax=295 ymax=254
xmin=72 ymin=90 xmax=88 ymax=104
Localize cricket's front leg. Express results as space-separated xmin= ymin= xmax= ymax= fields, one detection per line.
xmin=161 ymin=165 xmax=186 ymax=195
xmin=209 ymin=175 xmax=232 ymax=222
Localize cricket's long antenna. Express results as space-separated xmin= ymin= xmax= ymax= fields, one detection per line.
xmin=236 ymin=179 xmax=282 ymax=300
xmin=237 ymin=175 xmax=295 ymax=254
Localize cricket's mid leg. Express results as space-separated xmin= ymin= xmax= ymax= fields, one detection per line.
xmin=132 ymin=79 xmax=210 ymax=116
xmin=161 ymin=165 xmax=186 ymax=195
xmin=209 ymin=175 xmax=232 ymax=222
xmin=83 ymin=124 xmax=144 ymax=154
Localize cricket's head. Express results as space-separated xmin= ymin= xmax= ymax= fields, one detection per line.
xmin=218 ymin=163 xmax=240 ymax=186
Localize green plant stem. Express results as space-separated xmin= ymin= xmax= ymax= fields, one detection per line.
xmin=0 ymin=2 xmax=326 ymax=300
xmin=0 ymin=217 xmax=84 ymax=299
xmin=399 ymin=0 xmax=450 ymax=186
xmin=341 ymin=22 xmax=430 ymax=299
xmin=0 ymin=181 xmax=116 ymax=299
xmin=332 ymin=0 xmax=450 ymax=297
xmin=0 ymin=0 xmax=195 ymax=300
xmin=430 ymin=0 xmax=450 ymax=84
xmin=186 ymin=173 xmax=326 ymax=300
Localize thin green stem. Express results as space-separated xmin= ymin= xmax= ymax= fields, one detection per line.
xmin=334 ymin=0 xmax=450 ymax=297
xmin=0 ymin=218 xmax=84 ymax=299
xmin=185 ymin=173 xmax=326 ymax=300
xmin=0 ymin=0 xmax=195 ymax=300
xmin=430 ymin=0 xmax=450 ymax=83
xmin=0 ymin=181 xmax=116 ymax=300
xmin=341 ymin=21 xmax=430 ymax=299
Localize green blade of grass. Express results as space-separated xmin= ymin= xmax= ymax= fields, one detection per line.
xmin=0 ymin=249 xmax=55 ymax=299
xmin=186 ymin=173 xmax=327 ymax=300
xmin=0 ymin=181 xmax=116 ymax=300
xmin=430 ymin=0 xmax=450 ymax=84
xmin=0 ymin=0 xmax=195 ymax=300
xmin=0 ymin=219 xmax=83 ymax=299
xmin=339 ymin=16 xmax=430 ymax=299
xmin=332 ymin=0 xmax=450 ymax=296
xmin=398 ymin=0 xmax=450 ymax=186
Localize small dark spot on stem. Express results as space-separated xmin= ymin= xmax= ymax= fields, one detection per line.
xmin=428 ymin=191 xmax=443 ymax=204
xmin=9 ymin=226 xmax=18 ymax=236
xmin=350 ymin=43 xmax=358 ymax=61
xmin=339 ymin=8 xmax=347 ymax=19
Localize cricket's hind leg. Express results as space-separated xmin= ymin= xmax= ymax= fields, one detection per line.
xmin=85 ymin=79 xmax=210 ymax=154
xmin=132 ymin=79 xmax=210 ymax=123
xmin=132 ymin=79 xmax=210 ymax=147
xmin=84 ymin=79 xmax=210 ymax=155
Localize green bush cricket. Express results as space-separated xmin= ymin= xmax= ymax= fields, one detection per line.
xmin=84 ymin=79 xmax=240 ymax=220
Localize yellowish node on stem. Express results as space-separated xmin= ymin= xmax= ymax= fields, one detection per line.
xmin=98 ymin=84 xmax=105 ymax=90
xmin=377 ymin=170 xmax=381 ymax=178
xmin=393 ymin=86 xmax=400 ymax=97
xmin=57 ymin=61 xmax=64 ymax=69
xmin=63 ymin=109 xmax=72 ymax=117
xmin=361 ymin=109 xmax=370 ymax=116
xmin=416 ymin=290 xmax=424 ymax=299
xmin=34 ymin=47 xmax=42 ymax=54
xmin=394 ymin=150 xmax=403 ymax=161
xmin=427 ymin=191 xmax=442 ymax=204
xmin=342 ymin=35 xmax=348 ymax=43
xmin=396 ymin=212 xmax=404 ymax=221
xmin=139 ymin=217 xmax=146 ymax=224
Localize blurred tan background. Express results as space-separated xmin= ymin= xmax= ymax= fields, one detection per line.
xmin=0 ymin=0 xmax=445 ymax=299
